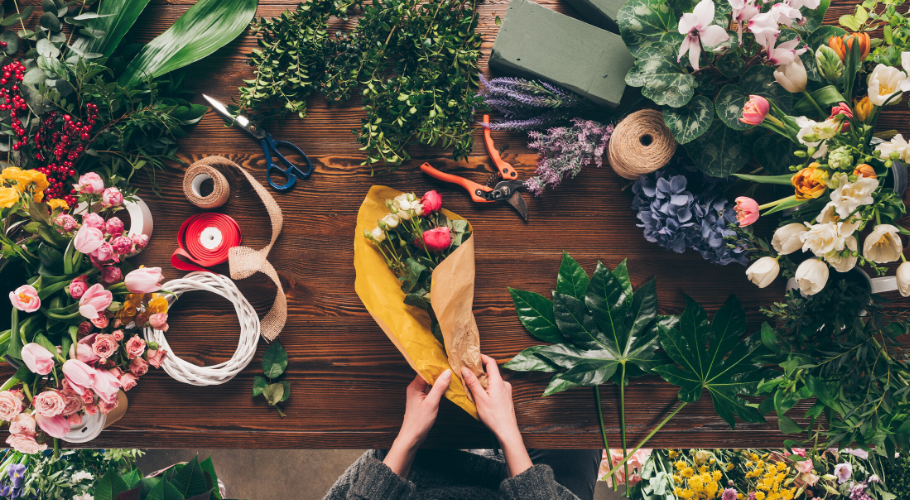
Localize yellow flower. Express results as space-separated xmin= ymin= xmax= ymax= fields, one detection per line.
xmin=146 ymin=293 xmax=169 ymax=314
xmin=674 ymin=475 xmax=683 ymax=484
xmin=854 ymin=96 xmax=873 ymax=123
xmin=2 ymin=168 xmax=49 ymax=202
xmin=0 ymin=167 xmax=23 ymax=185
xmin=682 ymin=467 xmax=695 ymax=478
xmin=699 ymin=465 xmax=709 ymax=474
xmin=712 ymin=471 xmax=722 ymax=481
xmin=726 ymin=464 xmax=735 ymax=471
xmin=737 ymin=495 xmax=744 ymax=500
xmin=676 ymin=488 xmax=686 ymax=497
xmin=46 ymin=198 xmax=69 ymax=211
xmin=681 ymin=490 xmax=695 ymax=499
xmin=676 ymin=461 xmax=688 ymax=471
xmin=0 ymin=186 xmax=18 ymax=209
xmin=755 ymin=492 xmax=766 ymax=500
xmin=750 ymin=453 xmax=760 ymax=461
xmin=670 ymin=450 xmax=679 ymax=459
xmin=792 ymin=164 xmax=829 ymax=200
xmin=118 ymin=293 xmax=144 ymax=322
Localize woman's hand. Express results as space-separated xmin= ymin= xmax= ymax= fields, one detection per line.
xmin=383 ymin=369 xmax=452 ymax=478
xmin=462 ymin=355 xmax=533 ymax=477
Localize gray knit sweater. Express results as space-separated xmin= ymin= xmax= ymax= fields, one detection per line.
xmin=323 ymin=450 xmax=580 ymax=500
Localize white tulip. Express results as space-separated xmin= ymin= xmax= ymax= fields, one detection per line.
xmin=874 ymin=133 xmax=910 ymax=162
xmin=774 ymin=58 xmax=808 ymax=92
xmin=897 ymin=261 xmax=910 ymax=297
xmin=795 ymin=259 xmax=830 ymax=296
xmin=794 ymin=116 xmax=829 ymax=158
xmin=825 ymin=235 xmax=858 ymax=273
xmin=772 ymin=223 xmax=810 ymax=255
xmin=371 ymin=226 xmax=386 ymax=242
xmin=863 ymin=224 xmax=904 ymax=263
xmin=867 ymin=64 xmax=910 ymax=106
xmin=800 ymin=222 xmax=844 ymax=256
xmin=746 ymin=256 xmax=780 ymax=288
xmin=381 ymin=213 xmax=400 ymax=228
xmin=830 ymin=173 xmax=878 ymax=220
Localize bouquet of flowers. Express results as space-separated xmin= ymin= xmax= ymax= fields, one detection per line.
xmin=1 ymin=169 xmax=168 ymax=454
xmin=354 ymin=186 xmax=486 ymax=418
xmin=0 ymin=448 xmax=142 ymax=499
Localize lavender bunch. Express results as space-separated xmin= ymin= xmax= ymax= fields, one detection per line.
xmin=477 ymin=75 xmax=593 ymax=131
xmin=524 ymin=118 xmax=613 ymax=196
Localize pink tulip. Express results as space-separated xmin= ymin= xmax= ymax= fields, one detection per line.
xmin=102 ymin=187 xmax=123 ymax=207
xmin=149 ymin=313 xmax=168 ymax=332
xmin=62 ymin=359 xmax=95 ymax=395
xmin=420 ymin=190 xmax=442 ymax=214
xmin=35 ymin=413 xmax=71 ymax=439
xmin=92 ymin=369 xmax=120 ymax=404
xmin=91 ymin=242 xmax=115 ymax=262
xmin=75 ymin=172 xmax=104 ymax=195
xmin=105 ymin=217 xmax=124 ymax=237
xmin=66 ymin=413 xmax=82 ymax=426
xmin=73 ymin=225 xmax=104 ymax=254
xmin=829 ymin=102 xmax=853 ymax=131
xmin=9 ymin=285 xmax=40 ymax=313
xmin=421 ymin=227 xmax=452 ymax=252
xmin=124 ymin=267 xmax=163 ymax=293
xmin=78 ymin=284 xmax=112 ymax=320
xmin=21 ymin=343 xmax=55 ymax=375
xmin=70 ymin=341 xmax=99 ymax=364
xmin=735 ymin=197 xmax=760 ymax=227
xmin=739 ymin=95 xmax=770 ymax=125
xmin=54 ymin=214 xmax=77 ymax=232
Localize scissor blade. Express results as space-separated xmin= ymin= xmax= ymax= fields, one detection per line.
xmin=506 ymin=193 xmax=529 ymax=221
xmin=202 ymin=94 xmax=265 ymax=139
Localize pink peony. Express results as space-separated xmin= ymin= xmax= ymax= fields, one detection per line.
xmin=125 ymin=336 xmax=146 ymax=359
xmin=110 ymin=236 xmax=133 ymax=254
xmin=149 ymin=313 xmax=168 ymax=332
xmin=92 ymin=369 xmax=120 ymax=404
xmin=78 ymin=284 xmax=112 ymax=320
xmin=36 ymin=413 xmax=70 ymax=439
xmin=102 ymin=187 xmax=122 ymax=207
xmin=420 ymin=190 xmax=442 ymax=214
xmin=77 ymin=321 xmax=93 ymax=337
xmin=66 ymin=413 xmax=82 ymax=426
xmin=735 ymin=197 xmax=760 ymax=227
xmin=91 ymin=315 xmax=110 ymax=330
xmin=131 ymin=233 xmax=149 ymax=250
xmin=91 ymin=334 xmax=118 ymax=360
xmin=9 ymin=413 xmax=36 ymax=436
xmin=124 ymin=267 xmax=163 ymax=293
xmin=73 ymin=225 xmax=104 ymax=254
xmin=62 ymin=359 xmax=96 ymax=395
xmin=105 ymin=216 xmax=124 ymax=237
xmin=100 ymin=266 xmax=122 ymax=284
xmin=54 ymin=213 xmax=77 ymax=232
xmin=22 ymin=343 xmax=55 ymax=375
xmin=130 ymin=357 xmax=149 ymax=376
xmin=82 ymin=213 xmax=106 ymax=230
xmin=0 ymin=391 xmax=23 ymax=421
xmin=75 ymin=172 xmax=104 ymax=194
xmin=421 ymin=227 xmax=451 ymax=252
xmin=32 ymin=390 xmax=66 ymax=417
xmin=98 ymin=397 xmax=119 ymax=414
xmin=111 ymin=330 xmax=124 ymax=341
xmin=740 ymin=95 xmax=770 ymax=125
xmin=147 ymin=348 xmax=168 ymax=368
xmin=9 ymin=285 xmax=40 ymax=313
xmin=91 ymin=242 xmax=115 ymax=262
xmin=119 ymin=373 xmax=138 ymax=391
xmin=68 ymin=278 xmax=88 ymax=299
xmin=6 ymin=434 xmax=47 ymax=454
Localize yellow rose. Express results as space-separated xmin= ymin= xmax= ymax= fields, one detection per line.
xmin=792 ymin=163 xmax=829 ymax=200
xmin=146 ymin=294 xmax=169 ymax=314
xmin=46 ymin=198 xmax=69 ymax=211
xmin=1 ymin=167 xmax=24 ymax=185
xmin=0 ymin=186 xmax=18 ymax=209
xmin=19 ymin=170 xmax=48 ymax=201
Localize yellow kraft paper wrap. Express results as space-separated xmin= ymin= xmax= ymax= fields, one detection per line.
xmin=354 ymin=185 xmax=487 ymax=419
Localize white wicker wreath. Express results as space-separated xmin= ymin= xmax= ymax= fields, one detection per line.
xmin=143 ymin=272 xmax=260 ymax=386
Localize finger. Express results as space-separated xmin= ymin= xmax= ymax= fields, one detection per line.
xmin=481 ymin=354 xmax=502 ymax=385
xmin=425 ymin=369 xmax=452 ymax=405
xmin=461 ymin=367 xmax=488 ymax=403
xmin=408 ymin=374 xmax=429 ymax=396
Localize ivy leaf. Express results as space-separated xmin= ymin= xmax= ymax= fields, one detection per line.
xmin=556 ymin=251 xmax=589 ymax=301
xmin=653 ymin=295 xmax=768 ymax=429
xmin=686 ymin=121 xmax=753 ymax=177
xmin=628 ymin=47 xmax=696 ymax=108
xmin=508 ymin=288 xmax=561 ymax=343
xmin=262 ymin=342 xmax=288 ymax=378
xmin=663 ymin=95 xmax=714 ymax=144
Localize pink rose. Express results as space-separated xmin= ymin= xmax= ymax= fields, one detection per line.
xmin=36 ymin=413 xmax=70 ymax=439
xmin=420 ymin=190 xmax=442 ymax=214
xmin=91 ymin=315 xmax=110 ymax=329
xmin=149 ymin=313 xmax=168 ymax=332
xmin=73 ymin=225 xmax=104 ymax=254
xmin=129 ymin=357 xmax=149 ymax=376
xmin=54 ymin=213 xmax=77 ymax=232
xmin=68 ymin=278 xmax=88 ymax=299
xmin=0 ymin=391 xmax=23 ymax=421
xmin=134 ymin=313 xmax=148 ymax=327
xmin=82 ymin=213 xmax=105 ymax=230
xmin=420 ymin=227 xmax=451 ymax=252
xmin=9 ymin=285 xmax=40 ymax=313
xmin=98 ymin=397 xmax=119 ymax=414
xmin=9 ymin=413 xmax=36 ymax=436
xmin=100 ymin=266 xmax=122 ymax=284
xmin=22 ymin=343 xmax=55 ymax=375
xmin=147 ymin=348 xmax=168 ymax=368
xmin=91 ymin=334 xmax=118 ymax=360
xmin=5 ymin=434 xmax=47 ymax=454
xmin=109 ymin=367 xmax=122 ymax=378
xmin=66 ymin=413 xmax=82 ymax=426
xmin=78 ymin=284 xmax=112 ymax=320
xmin=125 ymin=336 xmax=146 ymax=359
xmin=131 ymin=233 xmax=149 ymax=250
xmin=105 ymin=217 xmax=124 ymax=237
xmin=75 ymin=172 xmax=104 ymax=194
xmin=32 ymin=390 xmax=66 ymax=417
xmin=119 ymin=373 xmax=138 ymax=391
xmin=110 ymin=236 xmax=132 ymax=254
xmin=92 ymin=369 xmax=120 ymax=404
xmin=102 ymin=187 xmax=123 ymax=207
xmin=77 ymin=321 xmax=93 ymax=337
xmin=61 ymin=391 xmax=84 ymax=416
xmin=62 ymin=359 xmax=95 ymax=395
xmin=80 ymin=391 xmax=94 ymax=404
xmin=112 ymin=330 xmax=124 ymax=341
xmin=91 ymin=242 xmax=115 ymax=262
xmin=83 ymin=403 xmax=98 ymax=415
xmin=124 ymin=267 xmax=163 ymax=293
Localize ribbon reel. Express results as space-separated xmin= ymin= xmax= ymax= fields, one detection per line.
xmin=171 ymin=213 xmax=242 ymax=272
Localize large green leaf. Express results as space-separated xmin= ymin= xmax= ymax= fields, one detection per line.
xmin=740 ymin=64 xmax=792 ymax=112
xmin=94 ymin=469 xmax=130 ymax=500
xmin=663 ymin=96 xmax=713 ymax=145
xmin=686 ymin=121 xmax=752 ymax=177
xmin=145 ymin=477 xmax=185 ymax=500
xmin=503 ymin=345 xmax=559 ymax=372
xmin=71 ymin=0 xmax=151 ymax=58
xmin=508 ymin=288 xmax=561 ymax=343
xmin=556 ymin=251 xmax=589 ymax=301
xmin=199 ymin=457 xmax=222 ymax=500
xmin=618 ymin=0 xmax=680 ymax=57
xmin=626 ymin=47 xmax=696 ymax=108
xmin=171 ymin=457 xmax=208 ymax=498
xmin=653 ymin=295 xmax=768 ymax=429
xmin=714 ymin=84 xmax=752 ymax=131
xmin=118 ymin=0 xmax=257 ymax=86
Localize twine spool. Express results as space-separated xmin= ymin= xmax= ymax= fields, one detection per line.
xmin=183 ymin=162 xmax=231 ymax=209
xmin=608 ymin=109 xmax=677 ymax=180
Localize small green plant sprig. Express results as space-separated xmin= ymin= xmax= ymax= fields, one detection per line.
xmin=253 ymin=342 xmax=291 ymax=417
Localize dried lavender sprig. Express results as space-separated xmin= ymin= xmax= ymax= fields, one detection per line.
xmin=477 ymin=75 xmax=594 ymax=131
xmin=524 ymin=118 xmax=613 ymax=196
xmin=480 ymin=109 xmax=572 ymax=131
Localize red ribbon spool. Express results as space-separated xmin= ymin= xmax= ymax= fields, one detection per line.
xmin=171 ymin=213 xmax=242 ymax=273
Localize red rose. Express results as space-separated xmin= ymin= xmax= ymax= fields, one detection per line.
xmin=420 ymin=190 xmax=442 ymax=214
xmin=421 ymin=227 xmax=452 ymax=252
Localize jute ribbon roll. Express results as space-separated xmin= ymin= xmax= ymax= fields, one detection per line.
xmin=608 ymin=109 xmax=677 ymax=180
xmin=183 ymin=156 xmax=287 ymax=341
xmin=183 ymin=162 xmax=232 ymax=209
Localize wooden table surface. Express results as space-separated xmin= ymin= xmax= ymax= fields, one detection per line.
xmin=19 ymin=0 xmax=906 ymax=449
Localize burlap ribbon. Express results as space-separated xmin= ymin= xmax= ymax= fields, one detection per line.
xmin=185 ymin=156 xmax=287 ymax=341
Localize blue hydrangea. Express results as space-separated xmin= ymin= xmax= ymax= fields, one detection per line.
xmin=631 ymin=155 xmax=749 ymax=266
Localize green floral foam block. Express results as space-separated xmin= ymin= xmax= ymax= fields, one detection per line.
xmin=563 ymin=0 xmax=625 ymax=33
xmin=490 ymin=0 xmax=634 ymax=108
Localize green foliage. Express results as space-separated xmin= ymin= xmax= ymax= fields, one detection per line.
xmin=254 ymin=342 xmax=291 ymax=417
xmin=685 ymin=121 xmax=752 ymax=178
xmin=0 ymin=448 xmax=143 ymax=500
xmin=662 ymin=95 xmax=713 ymax=145
xmin=93 ymin=455 xmax=225 ymax=500
xmin=70 ymin=0 xmax=152 ymax=58
xmin=882 ymin=454 xmax=910 ymax=500
xmin=238 ymin=0 xmax=483 ymax=172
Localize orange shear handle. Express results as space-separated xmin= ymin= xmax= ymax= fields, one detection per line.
xmin=419 ymin=162 xmax=493 ymax=203
xmin=483 ymin=115 xmax=518 ymax=180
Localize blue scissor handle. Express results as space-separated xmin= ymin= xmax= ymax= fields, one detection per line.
xmin=261 ymin=133 xmax=314 ymax=191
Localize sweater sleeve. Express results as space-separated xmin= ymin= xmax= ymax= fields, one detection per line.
xmin=346 ymin=456 xmax=416 ymax=500
xmin=498 ymin=464 xmax=581 ymax=500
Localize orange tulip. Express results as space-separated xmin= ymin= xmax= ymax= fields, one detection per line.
xmin=853 ymin=164 xmax=877 ymax=179
xmin=792 ymin=163 xmax=829 ymax=200
xmin=829 ymin=33 xmax=870 ymax=62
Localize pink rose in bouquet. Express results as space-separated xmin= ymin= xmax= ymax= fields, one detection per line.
xmin=132 ymin=233 xmax=149 ymax=250
xmin=98 ymin=398 xmax=119 ymax=414
xmin=75 ymin=172 xmax=104 ymax=194
xmin=54 ymin=213 xmax=77 ymax=232
xmin=82 ymin=213 xmax=105 ymax=230
xmin=0 ymin=391 xmax=23 ymax=421
xmin=130 ymin=357 xmax=149 ymax=376
xmin=420 ymin=190 xmax=442 ymax=214
xmin=61 ymin=391 xmax=84 ymax=416
xmin=9 ymin=285 xmax=40 ymax=312
xmin=68 ymin=277 xmax=88 ymax=299
xmin=92 ymin=241 xmax=115 ymax=262
xmin=102 ymin=187 xmax=123 ymax=207
xmin=6 ymin=434 xmax=46 ymax=454
xmin=149 ymin=313 xmax=169 ymax=332
xmin=78 ymin=284 xmax=112 ymax=319
xmin=77 ymin=321 xmax=93 ymax=337
xmin=125 ymin=336 xmax=146 ymax=359
xmin=421 ymin=227 xmax=451 ymax=252
xmin=91 ymin=315 xmax=110 ymax=329
xmin=147 ymin=348 xmax=168 ymax=368
xmin=32 ymin=391 xmax=66 ymax=417
xmin=100 ymin=266 xmax=122 ymax=284
xmin=111 ymin=236 xmax=132 ymax=254
xmin=112 ymin=330 xmax=124 ymax=341
xmin=8 ymin=413 xmax=36 ymax=436
xmin=91 ymin=334 xmax=118 ymax=360
xmin=119 ymin=373 xmax=138 ymax=391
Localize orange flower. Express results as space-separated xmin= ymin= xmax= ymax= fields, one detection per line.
xmin=829 ymin=33 xmax=870 ymax=62
xmin=792 ymin=163 xmax=829 ymax=200
xmin=853 ymin=164 xmax=877 ymax=179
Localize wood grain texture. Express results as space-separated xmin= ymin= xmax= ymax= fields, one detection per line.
xmin=7 ymin=0 xmax=909 ymax=449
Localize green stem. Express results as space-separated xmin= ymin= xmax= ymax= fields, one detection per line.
xmin=620 ymin=364 xmax=629 ymax=489
xmin=20 ymin=383 xmax=31 ymax=402
xmin=594 ymin=386 xmax=618 ymax=491
xmin=759 ymin=195 xmax=796 ymax=210
xmin=802 ymin=90 xmax=826 ymax=119
xmin=0 ymin=377 xmax=19 ymax=392
xmin=605 ymin=402 xmax=688 ymax=478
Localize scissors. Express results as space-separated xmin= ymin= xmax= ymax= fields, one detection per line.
xmin=203 ymin=94 xmax=314 ymax=191
xmin=420 ymin=115 xmax=529 ymax=220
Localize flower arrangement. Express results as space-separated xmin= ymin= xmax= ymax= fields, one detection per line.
xmin=0 ymin=170 xmax=169 ymax=454
xmin=0 ymin=448 xmax=142 ymax=499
